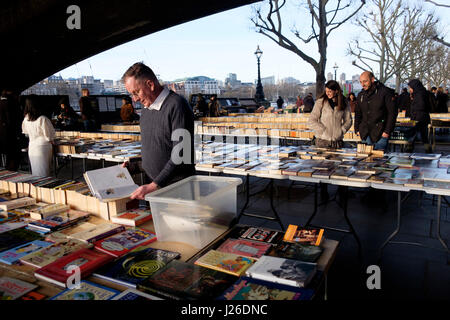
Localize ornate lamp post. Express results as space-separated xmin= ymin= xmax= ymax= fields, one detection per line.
xmin=254 ymin=45 xmax=265 ymax=103
xmin=333 ymin=62 xmax=339 ymax=81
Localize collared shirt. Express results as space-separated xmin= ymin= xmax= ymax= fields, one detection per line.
xmin=145 ymin=86 xmax=170 ymax=111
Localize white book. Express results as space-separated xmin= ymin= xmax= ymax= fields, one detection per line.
xmin=245 ymin=255 xmax=317 ymax=288
xmin=83 ymin=166 xmax=138 ymax=201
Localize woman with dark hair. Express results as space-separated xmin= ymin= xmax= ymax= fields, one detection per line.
xmin=407 ymin=79 xmax=432 ymax=153
xmin=308 ymin=80 xmax=352 ymax=149
xmin=21 ymin=95 xmax=55 ymax=176
xmin=347 ymin=92 xmax=357 ymax=113
xmin=57 ymin=97 xmax=78 ymax=129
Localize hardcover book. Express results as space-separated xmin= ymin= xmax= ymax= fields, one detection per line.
xmin=216 ymin=238 xmax=271 ymax=259
xmin=83 ymin=165 xmax=138 ymax=201
xmin=0 ymin=240 xmax=53 ymax=265
xmin=94 ymin=228 xmax=157 ymax=258
xmin=0 ymin=276 xmax=38 ymax=300
xmin=194 ymin=250 xmax=256 ymax=276
xmin=34 ymin=248 xmax=114 ymax=287
xmin=267 ymin=242 xmax=323 ymax=263
xmin=20 ymin=238 xmax=90 ymax=268
xmin=0 ymin=197 xmax=36 ymax=216
xmin=112 ymin=288 xmax=163 ymax=300
xmin=29 ymin=203 xmax=70 ymax=220
xmin=110 ymin=208 xmax=152 ymax=227
xmin=347 ymin=172 xmax=372 ymax=182
xmin=93 ymin=247 xmax=181 ymax=288
xmin=283 ymin=224 xmax=324 ymax=246
xmin=138 ymin=260 xmax=237 ymax=300
xmin=50 ymin=280 xmax=119 ymax=300
xmin=0 ymin=228 xmax=43 ymax=253
xmin=68 ymin=222 xmax=125 ymax=243
xmin=235 ymin=226 xmax=283 ymax=245
xmin=245 ymin=255 xmax=317 ymax=288
xmin=218 ymin=276 xmax=314 ymax=300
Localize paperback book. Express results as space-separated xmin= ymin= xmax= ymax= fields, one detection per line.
xmin=110 ymin=208 xmax=152 ymax=227
xmin=29 ymin=203 xmax=70 ymax=220
xmin=68 ymin=222 xmax=125 ymax=243
xmin=0 ymin=276 xmax=38 ymax=300
xmin=216 ymin=238 xmax=271 ymax=259
xmin=0 ymin=240 xmax=53 ymax=265
xmin=0 ymin=197 xmax=36 ymax=216
xmin=137 ymin=260 xmax=237 ymax=300
xmin=26 ymin=210 xmax=90 ymax=234
xmin=112 ymin=288 xmax=163 ymax=300
xmin=93 ymin=246 xmax=181 ymax=288
xmin=0 ymin=217 xmax=32 ymax=233
xmin=218 ymin=276 xmax=314 ymax=300
xmin=283 ymin=224 xmax=324 ymax=246
xmin=83 ymin=165 xmax=138 ymax=201
xmin=267 ymin=242 xmax=323 ymax=263
xmin=245 ymin=255 xmax=317 ymax=288
xmin=94 ymin=228 xmax=157 ymax=257
xmin=194 ymin=250 xmax=256 ymax=276
xmin=34 ymin=248 xmax=114 ymax=287
xmin=20 ymin=238 xmax=90 ymax=268
xmin=50 ymin=280 xmax=119 ymax=300
xmin=235 ymin=226 xmax=283 ymax=245
xmin=0 ymin=228 xmax=43 ymax=253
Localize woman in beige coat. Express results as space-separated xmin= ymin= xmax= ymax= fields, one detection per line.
xmin=308 ymin=80 xmax=352 ymax=149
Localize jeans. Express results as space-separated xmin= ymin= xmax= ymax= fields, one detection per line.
xmin=362 ymin=135 xmax=389 ymax=152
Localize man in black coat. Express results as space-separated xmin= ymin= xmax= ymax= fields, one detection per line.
xmin=397 ymin=88 xmax=411 ymax=116
xmin=408 ymin=79 xmax=432 ymax=153
xmin=354 ymin=71 xmax=397 ymax=151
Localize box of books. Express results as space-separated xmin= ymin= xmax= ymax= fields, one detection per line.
xmin=145 ymin=175 xmax=242 ymax=248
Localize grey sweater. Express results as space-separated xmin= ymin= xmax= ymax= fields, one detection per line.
xmin=140 ymin=91 xmax=195 ymax=187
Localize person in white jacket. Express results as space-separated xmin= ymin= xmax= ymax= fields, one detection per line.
xmin=308 ymin=80 xmax=352 ymax=149
xmin=22 ymin=96 xmax=55 ymax=177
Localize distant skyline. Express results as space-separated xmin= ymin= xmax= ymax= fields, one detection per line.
xmin=56 ymin=1 xmax=449 ymax=84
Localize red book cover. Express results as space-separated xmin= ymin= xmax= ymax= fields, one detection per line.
xmin=34 ymin=248 xmax=113 ymax=287
xmin=216 ymin=238 xmax=271 ymax=259
xmin=94 ymin=228 xmax=157 ymax=258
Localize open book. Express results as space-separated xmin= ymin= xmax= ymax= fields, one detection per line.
xmin=83 ymin=166 xmax=138 ymax=202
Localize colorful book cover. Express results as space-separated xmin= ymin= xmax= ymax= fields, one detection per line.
xmin=0 ymin=276 xmax=38 ymax=300
xmin=194 ymin=250 xmax=255 ymax=276
xmin=216 ymin=238 xmax=271 ymax=258
xmin=0 ymin=228 xmax=43 ymax=253
xmin=267 ymin=242 xmax=323 ymax=263
xmin=138 ymin=260 xmax=237 ymax=300
xmin=93 ymin=246 xmax=180 ymax=288
xmin=283 ymin=224 xmax=324 ymax=246
xmin=112 ymin=288 xmax=163 ymax=300
xmin=218 ymin=276 xmax=314 ymax=300
xmin=94 ymin=228 xmax=157 ymax=257
xmin=34 ymin=248 xmax=114 ymax=287
xmin=245 ymin=255 xmax=317 ymax=288
xmin=110 ymin=208 xmax=152 ymax=227
xmin=0 ymin=240 xmax=53 ymax=265
xmin=50 ymin=280 xmax=119 ymax=300
xmin=20 ymin=238 xmax=90 ymax=268
xmin=235 ymin=226 xmax=283 ymax=245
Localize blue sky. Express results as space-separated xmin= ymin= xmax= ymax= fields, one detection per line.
xmin=58 ymin=1 xmax=449 ymax=84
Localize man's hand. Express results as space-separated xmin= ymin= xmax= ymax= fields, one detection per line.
xmin=130 ymin=182 xmax=159 ymax=200
xmin=381 ymin=132 xmax=389 ymax=139
xmin=121 ymin=161 xmax=129 ymax=168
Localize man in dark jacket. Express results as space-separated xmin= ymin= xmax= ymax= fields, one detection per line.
xmin=408 ymin=79 xmax=432 ymax=153
xmin=397 ymin=88 xmax=411 ymax=115
xmin=354 ymin=71 xmax=397 ymax=151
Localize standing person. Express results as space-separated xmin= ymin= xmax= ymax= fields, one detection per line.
xmin=308 ymin=80 xmax=352 ymax=149
xmin=208 ymin=95 xmax=221 ymax=117
xmin=122 ymin=62 xmax=195 ymax=199
xmin=347 ymin=92 xmax=357 ymax=113
xmin=276 ymin=96 xmax=284 ymax=109
xmin=436 ymin=87 xmax=449 ymax=113
xmin=408 ymin=79 xmax=432 ymax=153
xmin=21 ymin=96 xmax=55 ymax=176
xmin=79 ymin=88 xmax=98 ymax=131
xmin=397 ymin=88 xmax=411 ymax=116
xmin=56 ymin=97 xmax=78 ymax=130
xmin=120 ymin=96 xmax=136 ymax=122
xmin=354 ymin=71 xmax=397 ymax=151
xmin=195 ymin=93 xmax=209 ymax=117
xmin=0 ymin=89 xmax=22 ymax=171
xmin=303 ymin=93 xmax=315 ymax=113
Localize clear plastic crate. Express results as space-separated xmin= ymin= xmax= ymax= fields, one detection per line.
xmin=146 ymin=175 xmax=242 ymax=248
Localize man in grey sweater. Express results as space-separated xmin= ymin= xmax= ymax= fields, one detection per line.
xmin=122 ymin=62 xmax=195 ymax=199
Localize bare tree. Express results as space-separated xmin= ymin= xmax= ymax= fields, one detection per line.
xmin=348 ymin=0 xmax=441 ymax=92
xmin=423 ymin=45 xmax=449 ymax=88
xmin=252 ymin=0 xmax=365 ymax=97
xmin=425 ymin=0 xmax=450 ymax=8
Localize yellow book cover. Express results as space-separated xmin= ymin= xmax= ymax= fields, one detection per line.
xmin=194 ymin=250 xmax=255 ymax=277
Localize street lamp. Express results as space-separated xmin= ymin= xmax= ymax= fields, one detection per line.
xmin=254 ymin=45 xmax=265 ymax=103
xmin=333 ymin=62 xmax=339 ymax=81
